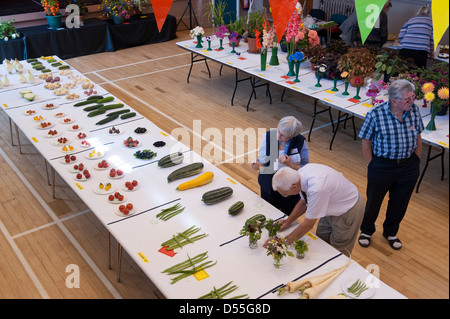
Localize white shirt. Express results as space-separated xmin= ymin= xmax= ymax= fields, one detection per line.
xmin=299 ymin=164 xmax=359 ymax=219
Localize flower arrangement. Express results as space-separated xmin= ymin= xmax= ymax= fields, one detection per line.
xmin=65 ymin=0 xmax=88 ymax=16
xmin=228 ymin=17 xmax=244 ymax=36
xmin=190 ymin=26 xmax=205 ymax=38
xmin=315 ymin=63 xmax=327 ymax=87
xmin=99 ymin=0 xmax=135 ymax=19
xmin=255 ymin=22 xmax=274 ymax=55
xmin=422 ymin=82 xmax=449 ymax=112
xmin=366 ymin=79 xmax=388 ymax=104
xmin=214 ymin=25 xmax=228 ymax=39
xmin=266 ymin=236 xmax=294 ymax=268
xmin=293 ymin=239 xmax=308 ymax=259
xmin=239 ymin=220 xmax=263 ymax=248
xmin=0 ymin=19 xmax=20 ymax=41
xmin=264 ymin=219 xmax=281 ymax=238
xmin=247 ymin=10 xmax=264 ymax=38
xmin=414 ymin=62 xmax=449 ymax=104
xmin=41 ymin=0 xmax=60 ymax=16
xmin=206 ymin=0 xmax=228 ymax=27
xmin=228 ymin=31 xmax=242 ymax=46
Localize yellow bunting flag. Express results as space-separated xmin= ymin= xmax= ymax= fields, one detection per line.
xmin=432 ymin=0 xmax=449 ymax=50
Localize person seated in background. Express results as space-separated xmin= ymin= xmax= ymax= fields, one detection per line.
xmin=251 ymin=116 xmax=309 ymax=215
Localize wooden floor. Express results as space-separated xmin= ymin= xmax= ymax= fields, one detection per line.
xmin=0 ymin=28 xmax=448 ymax=299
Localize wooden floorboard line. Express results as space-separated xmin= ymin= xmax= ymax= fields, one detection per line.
xmin=0 ymin=147 xmax=122 ymax=299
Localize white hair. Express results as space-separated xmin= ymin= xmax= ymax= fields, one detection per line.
xmin=272 ymin=167 xmax=300 ymax=191
xmin=277 ymin=116 xmax=303 ymax=138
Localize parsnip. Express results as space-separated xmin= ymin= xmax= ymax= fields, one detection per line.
xmin=300 ymin=262 xmax=350 ymax=299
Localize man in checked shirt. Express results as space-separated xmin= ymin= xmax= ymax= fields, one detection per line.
xmin=358 ymin=79 xmax=424 ymax=250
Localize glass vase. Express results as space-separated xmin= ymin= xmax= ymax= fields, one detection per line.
xmin=249 ymin=238 xmax=258 ymax=249
xmin=273 ymin=257 xmax=284 ymax=268
xmin=342 ymin=81 xmax=350 ymax=95
xmin=296 ymin=251 xmax=305 ymax=259
xmin=293 ymin=61 xmax=301 ymax=82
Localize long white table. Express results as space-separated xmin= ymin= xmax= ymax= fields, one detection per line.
xmin=0 ymin=56 xmax=406 ymax=299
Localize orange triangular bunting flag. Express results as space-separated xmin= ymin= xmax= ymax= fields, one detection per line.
xmin=269 ymin=0 xmax=299 ymax=43
xmin=151 ymin=0 xmax=174 ymax=32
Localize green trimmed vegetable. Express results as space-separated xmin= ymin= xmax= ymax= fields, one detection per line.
xmin=201 ymin=187 xmax=233 ymax=205
xmin=99 ymin=103 xmax=124 ymax=111
xmin=83 ymin=104 xmax=103 ymax=112
xmin=95 ymin=114 xmax=119 ymax=125
xmin=87 ymin=109 xmax=107 ymax=117
xmin=51 ymin=62 xmax=62 ymax=67
xmin=120 ymin=112 xmax=136 ymax=119
xmin=87 ymin=95 xmax=104 ymax=100
xmin=58 ymin=65 xmax=70 ymax=70
xmin=158 ymin=152 xmax=184 ymax=168
xmin=161 ymin=225 xmax=207 ymax=250
xmin=107 ymin=109 xmax=130 ymax=117
xmin=156 ymin=203 xmax=185 ymax=221
xmin=96 ymin=96 xmax=114 ymax=104
xmin=162 ymin=252 xmax=217 ymax=285
xmin=228 ymin=201 xmax=244 ymax=216
xmin=74 ymin=99 xmax=101 ymax=107
xmin=167 ymin=162 xmax=204 ymax=183
xmin=40 ymin=69 xmax=51 ymax=73
xmin=198 ymin=281 xmax=248 ymax=299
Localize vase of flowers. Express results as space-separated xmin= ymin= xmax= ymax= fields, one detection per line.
xmin=41 ymin=0 xmax=62 ymax=29
xmin=255 ymin=21 xmax=273 ymax=71
xmin=240 ymin=220 xmax=262 ymax=249
xmin=422 ymin=82 xmax=449 ymax=130
xmin=293 ymin=239 xmax=308 ymax=259
xmin=215 ymin=25 xmax=228 ymax=50
xmin=341 ymin=71 xmax=350 ymax=95
xmin=266 ymin=236 xmax=293 ymax=268
xmin=366 ymin=79 xmax=388 ymax=105
xmin=247 ymin=10 xmax=264 ymax=54
xmin=289 ymin=51 xmax=304 ymax=83
xmin=0 ymin=19 xmax=20 ymax=41
xmin=337 ymin=47 xmax=376 ymax=87
xmin=415 ymin=64 xmax=449 ymax=116
xmin=228 ymin=31 xmax=241 ymax=53
xmin=315 ymin=64 xmax=327 ymax=87
xmin=190 ymin=26 xmax=205 ymax=48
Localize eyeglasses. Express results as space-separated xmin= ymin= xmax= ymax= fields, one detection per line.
xmin=403 ymin=94 xmax=416 ymax=104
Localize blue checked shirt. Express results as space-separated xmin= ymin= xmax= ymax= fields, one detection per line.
xmin=358 ymin=101 xmax=424 ymax=159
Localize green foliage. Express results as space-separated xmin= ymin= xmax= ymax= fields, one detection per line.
xmin=205 ymin=0 xmax=228 ymax=27
xmin=247 ymin=10 xmax=264 ymax=37
xmin=228 ymin=16 xmax=244 ymax=35
xmin=0 ymin=19 xmax=19 ymax=40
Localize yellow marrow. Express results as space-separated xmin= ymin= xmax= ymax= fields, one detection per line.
xmin=176 ymin=172 xmax=214 ymax=191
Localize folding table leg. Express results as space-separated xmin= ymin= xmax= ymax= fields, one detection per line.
xmin=51 ymin=166 xmax=56 ymax=199
xmin=329 ymin=112 xmax=356 ymax=150
xmin=44 ymin=158 xmax=51 ymax=186
xmin=308 ymin=100 xmax=335 ymax=142
xmin=107 ymin=231 xmax=111 ymax=270
xmin=187 ymin=53 xmax=211 ymax=84
xmin=416 ymin=145 xmax=446 ymax=193
xmin=9 ymin=118 xmax=16 ymax=146
xmin=117 ymin=243 xmax=123 ymax=283
xmin=14 ymin=123 xmax=23 ymax=154
xmin=231 ymin=69 xmax=251 ymax=106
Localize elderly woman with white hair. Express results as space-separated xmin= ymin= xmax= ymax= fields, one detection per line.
xmin=251 ymin=116 xmax=309 ymax=215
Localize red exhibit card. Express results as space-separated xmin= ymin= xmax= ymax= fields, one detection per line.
xmin=280 ymin=75 xmax=290 ymax=79
xmin=159 ymin=246 xmax=176 ymax=257
xmin=348 ymin=98 xmax=361 ymax=103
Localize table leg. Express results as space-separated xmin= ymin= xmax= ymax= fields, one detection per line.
xmin=51 ymin=166 xmax=56 ymax=199
xmin=14 ymin=123 xmax=23 ymax=154
xmin=187 ymin=53 xmax=211 ymax=84
xmin=231 ymin=69 xmax=251 ymax=106
xmin=308 ymin=100 xmax=335 ymax=142
xmin=107 ymin=231 xmax=111 ymax=270
xmin=44 ymin=158 xmax=51 ymax=186
xmin=9 ymin=117 xmax=16 ymax=146
xmin=117 ymin=242 xmax=122 ymax=283
xmin=416 ymin=145 xmax=446 ymax=193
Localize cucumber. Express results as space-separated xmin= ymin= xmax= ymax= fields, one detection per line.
xmin=88 ymin=109 xmax=107 ymax=117
xmin=58 ymin=65 xmax=70 ymax=70
xmin=33 ymin=65 xmax=45 ymax=70
xmin=167 ymin=162 xmax=204 ymax=183
xmin=201 ymin=187 xmax=233 ymax=205
xmin=95 ymin=114 xmax=119 ymax=125
xmin=158 ymin=152 xmax=184 ymax=168
xmin=87 ymin=95 xmax=104 ymax=100
xmin=74 ymin=99 xmax=101 ymax=107
xmin=47 ymin=58 xmax=57 ymax=63
xmin=83 ymin=104 xmax=103 ymax=112
xmin=96 ymin=96 xmax=114 ymax=104
xmin=41 ymin=69 xmax=51 ymax=73
xmin=99 ymin=103 xmax=124 ymax=111
xmin=107 ymin=109 xmax=130 ymax=117
xmin=51 ymin=62 xmax=62 ymax=67
xmin=228 ymin=201 xmax=244 ymax=216
xmin=245 ymin=214 xmax=266 ymax=227
xmin=120 ymin=112 xmax=136 ymax=119
xmin=27 ymin=58 xmax=38 ymax=63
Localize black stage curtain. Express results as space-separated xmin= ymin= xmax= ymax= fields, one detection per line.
xmin=0 ymin=14 xmax=177 ymax=61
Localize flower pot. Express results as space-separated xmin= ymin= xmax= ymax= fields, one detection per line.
xmin=247 ymin=37 xmax=259 ymax=54
xmin=46 ymin=14 xmax=62 ymax=30
xmin=436 ymin=103 xmax=449 ymax=116
xmin=350 ymin=76 xmax=364 ymax=87
xmin=112 ymin=14 xmax=124 ymax=25
xmin=273 ymin=258 xmax=284 ymax=268
xmin=229 ymin=38 xmax=241 ymax=47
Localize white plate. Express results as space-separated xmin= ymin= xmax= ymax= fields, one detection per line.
xmin=61 ymin=145 xmax=76 ymax=153
xmin=52 ymin=137 xmax=71 ymax=146
xmin=53 ymin=112 xmax=66 ymax=118
xmin=74 ymin=174 xmax=92 ymax=182
xmin=341 ymin=278 xmax=375 ymax=299
xmin=93 ymin=183 xmax=117 ymax=195
xmin=79 ymin=140 xmax=92 ymax=148
xmin=107 ymin=194 xmax=127 ymax=204
xmin=36 ymin=122 xmax=55 ymax=130
xmin=60 ymin=118 xmax=75 ymax=124
xmin=44 ymin=130 xmax=61 ymax=138
xmin=24 ymin=110 xmax=37 ymax=116
xmin=41 ymin=103 xmax=59 ymax=110
xmin=32 ymin=116 xmax=45 ymax=122
xmin=85 ymin=151 xmax=105 ymax=160
xmin=93 ymin=161 xmax=111 ymax=170
xmin=108 ymin=171 xmax=126 ymax=179
xmin=68 ymin=125 xmax=83 ymax=132
xmin=123 ymin=140 xmax=141 ymax=148
xmin=121 ymin=183 xmax=141 ymax=192
xmin=69 ymin=164 xmax=87 ymax=173
xmin=438 ymin=53 xmax=449 ymax=58
xmin=60 ymin=156 xmax=77 ymax=165
xmin=115 ymin=208 xmax=136 ymax=217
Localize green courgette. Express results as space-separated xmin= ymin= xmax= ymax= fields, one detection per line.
xmin=83 ymin=104 xmax=103 ymax=112
xmin=167 ymin=162 xmax=204 ymax=183
xmin=96 ymin=96 xmax=114 ymax=104
xmin=228 ymin=201 xmax=244 ymax=216
xmin=95 ymin=114 xmax=119 ymax=125
xmin=201 ymin=187 xmax=233 ymax=205
xmin=88 ymin=109 xmax=106 ymax=117
xmin=158 ymin=152 xmax=184 ymax=168
xmin=120 ymin=112 xmax=136 ymax=119
xmin=74 ymin=99 xmax=101 ymax=107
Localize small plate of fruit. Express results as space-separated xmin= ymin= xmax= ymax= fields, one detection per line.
xmin=108 ymin=191 xmax=126 ymax=204
xmin=121 ymin=180 xmax=140 ymax=192
xmin=116 ymin=203 xmax=135 ymax=217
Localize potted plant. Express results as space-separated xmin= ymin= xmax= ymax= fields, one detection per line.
xmin=303 ymin=44 xmax=325 ymax=70
xmin=246 ymin=10 xmax=264 ymax=53
xmin=99 ymin=0 xmax=135 ymax=24
xmin=65 ymin=0 xmax=88 ymax=25
xmin=132 ymin=0 xmax=148 ymax=14
xmin=41 ymin=0 xmax=62 ymax=29
xmin=337 ymin=47 xmax=376 ymax=87
xmin=205 ymin=0 xmax=228 ymax=29
xmin=0 ymin=19 xmax=20 ymax=41
xmin=293 ymin=239 xmax=308 ymax=259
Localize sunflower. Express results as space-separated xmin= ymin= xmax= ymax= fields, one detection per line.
xmin=437 ymin=87 xmax=449 ymax=100
xmin=423 ymin=92 xmax=435 ymax=102
xmin=421 ymin=82 xmax=435 ymax=94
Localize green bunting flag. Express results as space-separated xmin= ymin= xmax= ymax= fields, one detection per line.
xmin=355 ymin=0 xmax=387 ymax=45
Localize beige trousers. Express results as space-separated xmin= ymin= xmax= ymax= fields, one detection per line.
xmin=316 ymin=193 xmax=365 ymax=257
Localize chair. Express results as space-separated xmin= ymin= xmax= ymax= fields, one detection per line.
xmin=308 ymin=9 xmax=326 ymax=20
xmin=329 ymin=14 xmax=347 ymax=40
